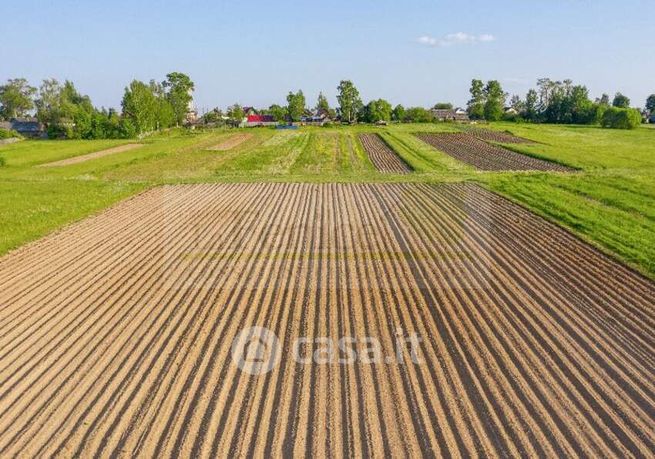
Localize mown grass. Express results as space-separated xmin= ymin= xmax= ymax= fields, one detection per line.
xmin=0 ymin=122 xmax=653 ymax=278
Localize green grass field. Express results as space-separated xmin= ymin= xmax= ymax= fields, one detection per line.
xmin=1 ymin=123 xmax=653 ymax=277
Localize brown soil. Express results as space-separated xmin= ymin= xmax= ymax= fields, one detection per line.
xmin=359 ymin=134 xmax=411 ymax=173
xmin=460 ymin=126 xmax=534 ymax=144
xmin=0 ymin=183 xmax=652 ymax=456
xmin=418 ymin=133 xmax=574 ymax=171
xmin=38 ymin=144 xmax=143 ymax=167
xmin=207 ymin=134 xmax=253 ymax=151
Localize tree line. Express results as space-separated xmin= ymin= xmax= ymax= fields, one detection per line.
xmin=0 ymin=73 xmax=194 ymax=138
xmin=466 ymin=78 xmax=649 ymax=129
xmin=203 ymin=80 xmax=441 ymax=126
xmin=1 ymin=74 xmax=653 ymax=139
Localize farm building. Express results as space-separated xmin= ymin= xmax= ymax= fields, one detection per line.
xmin=0 ymin=119 xmax=46 ymax=138
xmin=301 ymin=113 xmax=329 ymax=126
xmin=431 ymin=108 xmax=469 ymax=122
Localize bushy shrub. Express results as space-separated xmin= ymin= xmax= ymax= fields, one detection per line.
xmin=0 ymin=128 xmax=21 ymax=139
xmin=403 ymin=107 xmax=434 ymax=123
xmin=601 ymin=107 xmax=642 ymax=129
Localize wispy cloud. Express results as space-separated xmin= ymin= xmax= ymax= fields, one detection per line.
xmin=417 ymin=32 xmax=496 ymax=47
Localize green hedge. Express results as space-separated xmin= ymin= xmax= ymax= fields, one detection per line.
xmin=601 ymin=107 xmax=642 ymax=129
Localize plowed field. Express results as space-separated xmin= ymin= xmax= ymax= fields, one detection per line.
xmin=460 ymin=127 xmax=534 ymax=144
xmin=0 ymin=183 xmax=653 ymax=457
xmin=207 ymin=133 xmax=253 ymax=151
xmin=418 ymin=133 xmax=573 ymax=171
xmin=38 ymin=143 xmax=143 ymax=167
xmin=359 ymin=134 xmax=411 ymax=173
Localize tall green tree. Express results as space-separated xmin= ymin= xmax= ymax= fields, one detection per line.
xmin=162 ymin=72 xmax=194 ymax=125
xmin=362 ymin=99 xmax=392 ymax=123
xmin=121 ymin=80 xmax=160 ymax=135
xmin=597 ymin=93 xmax=610 ymax=106
xmin=524 ymin=89 xmax=539 ymax=121
xmin=645 ymin=94 xmax=655 ymax=114
xmin=466 ymin=79 xmax=485 ymax=120
xmin=336 ymin=80 xmax=362 ymax=123
xmin=508 ymin=95 xmax=524 ymax=112
xmin=150 ymin=80 xmax=176 ymax=129
xmin=286 ymin=90 xmax=306 ymax=121
xmin=316 ymin=92 xmax=330 ymax=115
xmin=268 ymin=104 xmax=287 ymax=122
xmin=227 ymin=104 xmax=245 ymax=124
xmin=35 ymin=79 xmax=64 ymax=126
xmin=0 ymin=78 xmax=37 ymax=119
xmin=612 ymin=92 xmax=630 ymax=109
xmin=34 ymin=79 xmax=102 ymax=138
xmin=392 ymin=104 xmax=406 ymax=122
xmin=483 ymin=80 xmax=506 ymax=121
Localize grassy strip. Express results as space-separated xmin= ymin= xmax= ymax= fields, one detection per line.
xmin=0 ymin=180 xmax=146 ymax=255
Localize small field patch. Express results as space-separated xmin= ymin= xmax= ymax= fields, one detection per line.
xmin=418 ymin=133 xmax=573 ymax=171
xmin=460 ymin=126 xmax=534 ymax=144
xmin=207 ymin=133 xmax=253 ymax=151
xmin=37 ymin=143 xmax=143 ymax=167
xmin=359 ymin=133 xmax=411 ymax=173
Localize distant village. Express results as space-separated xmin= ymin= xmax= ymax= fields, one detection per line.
xmin=2 ymin=75 xmax=654 ymax=140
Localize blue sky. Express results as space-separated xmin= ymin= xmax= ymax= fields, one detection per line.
xmin=3 ymin=0 xmax=653 ymax=112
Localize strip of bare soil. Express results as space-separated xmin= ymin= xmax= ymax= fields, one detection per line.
xmin=38 ymin=144 xmax=144 ymax=168
xmin=460 ymin=126 xmax=534 ymax=144
xmin=207 ymin=133 xmax=253 ymax=151
xmin=359 ymin=134 xmax=412 ymax=173
xmin=417 ymin=133 xmax=573 ymax=171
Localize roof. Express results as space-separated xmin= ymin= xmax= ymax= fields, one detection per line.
xmin=432 ymin=109 xmax=469 ymax=120
xmin=0 ymin=119 xmax=45 ymax=133
xmin=247 ymin=114 xmax=275 ymax=123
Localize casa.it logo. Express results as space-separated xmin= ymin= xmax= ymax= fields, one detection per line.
xmin=231 ymin=326 xmax=282 ymax=375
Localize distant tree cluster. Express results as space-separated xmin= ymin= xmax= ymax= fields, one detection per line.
xmin=0 ymin=72 xmax=195 ymax=138
xmin=466 ymin=78 xmax=645 ymax=129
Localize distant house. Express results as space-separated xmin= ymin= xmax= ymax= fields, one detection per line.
xmin=301 ymin=113 xmax=329 ymax=126
xmin=243 ymin=107 xmax=257 ymax=116
xmin=431 ymin=108 xmax=469 ymax=122
xmin=243 ymin=114 xmax=277 ymax=127
xmin=0 ymin=119 xmax=46 ymax=138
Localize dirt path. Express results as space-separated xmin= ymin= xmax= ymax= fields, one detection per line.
xmin=359 ymin=133 xmax=411 ymax=173
xmin=38 ymin=144 xmax=143 ymax=167
xmin=207 ymin=133 xmax=253 ymax=151
xmin=0 ymin=183 xmax=652 ymax=456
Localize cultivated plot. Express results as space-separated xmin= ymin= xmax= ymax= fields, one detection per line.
xmin=0 ymin=183 xmax=653 ymax=457
xmin=207 ymin=133 xmax=253 ymax=151
xmin=359 ymin=133 xmax=411 ymax=174
xmin=459 ymin=126 xmax=534 ymax=144
xmin=418 ymin=133 xmax=574 ymax=172
xmin=37 ymin=143 xmax=143 ymax=168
